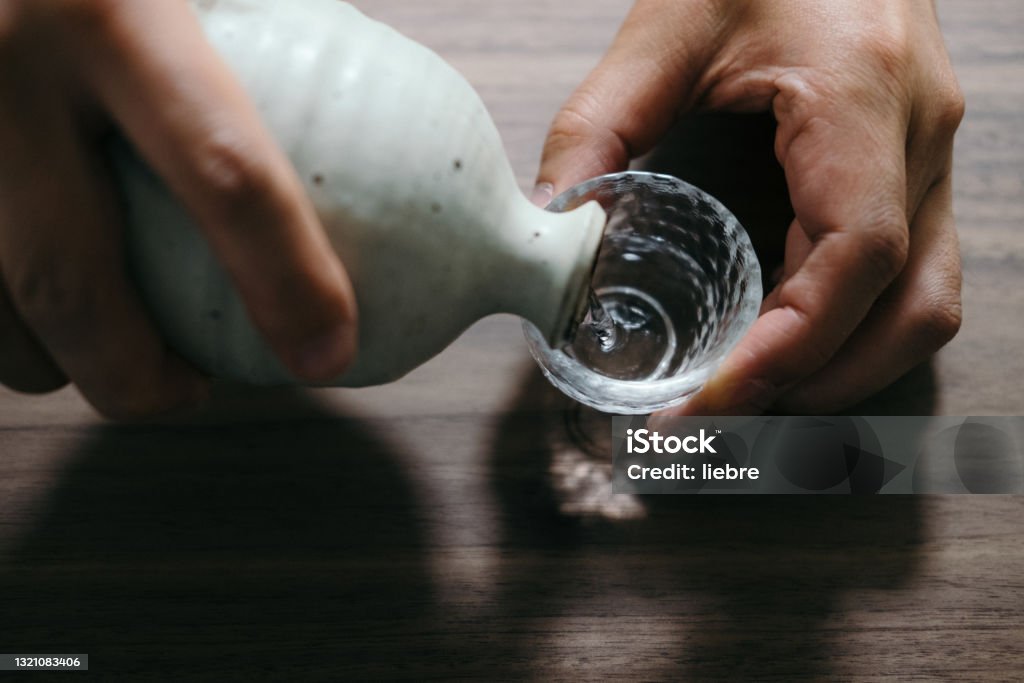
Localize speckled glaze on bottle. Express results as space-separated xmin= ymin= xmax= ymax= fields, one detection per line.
xmin=117 ymin=0 xmax=605 ymax=386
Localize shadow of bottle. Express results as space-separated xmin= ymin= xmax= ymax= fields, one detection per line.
xmin=0 ymin=387 xmax=440 ymax=678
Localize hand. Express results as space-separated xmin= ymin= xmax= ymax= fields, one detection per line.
xmin=536 ymin=0 xmax=964 ymax=414
xmin=0 ymin=1 xmax=357 ymax=419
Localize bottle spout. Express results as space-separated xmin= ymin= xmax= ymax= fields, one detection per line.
xmin=552 ymin=200 xmax=606 ymax=346
xmin=540 ymin=199 xmax=607 ymax=347
xmin=491 ymin=196 xmax=605 ymax=347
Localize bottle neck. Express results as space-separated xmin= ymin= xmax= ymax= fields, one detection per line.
xmin=487 ymin=197 xmax=606 ymax=346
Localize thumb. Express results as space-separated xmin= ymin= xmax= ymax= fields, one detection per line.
xmin=534 ymin=3 xmax=716 ymax=203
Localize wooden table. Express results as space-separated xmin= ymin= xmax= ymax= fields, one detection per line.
xmin=1 ymin=1 xmax=1021 ymax=678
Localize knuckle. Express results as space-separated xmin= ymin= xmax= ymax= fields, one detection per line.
xmin=931 ymin=82 xmax=966 ymax=137
xmin=53 ymin=0 xmax=123 ymax=34
xmin=853 ymin=29 xmax=912 ymax=81
xmin=546 ymin=104 xmax=597 ymax=155
xmin=545 ymin=93 xmax=629 ymax=170
xmin=910 ymin=288 xmax=963 ymax=352
xmin=7 ymin=266 xmax=86 ymax=332
xmin=190 ymin=132 xmax=274 ymax=216
xmin=548 ymin=104 xmax=588 ymax=139
xmin=855 ymin=214 xmax=910 ymax=283
xmin=549 ymin=89 xmax=602 ymax=139
xmin=866 ymin=19 xmax=913 ymax=69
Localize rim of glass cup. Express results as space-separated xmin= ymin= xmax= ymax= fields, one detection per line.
xmin=522 ymin=171 xmax=762 ymax=414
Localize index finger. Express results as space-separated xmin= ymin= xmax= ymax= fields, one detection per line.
xmin=668 ymin=73 xmax=911 ymax=414
xmin=63 ymin=1 xmax=357 ymax=381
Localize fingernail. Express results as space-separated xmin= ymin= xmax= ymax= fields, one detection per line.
xmin=289 ymin=324 xmax=355 ymax=381
xmin=530 ymin=182 xmax=554 ymax=208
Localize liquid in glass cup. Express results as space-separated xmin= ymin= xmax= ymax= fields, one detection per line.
xmin=524 ymin=171 xmax=762 ymax=414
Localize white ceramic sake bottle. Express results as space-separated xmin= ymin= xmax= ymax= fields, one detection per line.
xmin=117 ymin=0 xmax=606 ymax=386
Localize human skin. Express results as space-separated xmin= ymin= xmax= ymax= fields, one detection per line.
xmin=0 ymin=0 xmax=358 ymax=419
xmin=0 ymin=1 xmax=963 ymax=420
xmin=535 ymin=0 xmax=965 ymax=414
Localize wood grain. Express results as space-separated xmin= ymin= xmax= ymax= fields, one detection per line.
xmin=0 ymin=1 xmax=1022 ymax=679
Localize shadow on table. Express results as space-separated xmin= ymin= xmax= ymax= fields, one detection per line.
xmin=486 ymin=366 xmax=930 ymax=679
xmin=0 ymin=388 xmax=440 ymax=679
xmin=474 ymin=111 xmax=936 ymax=677
xmin=0 ymin=362 xmax=939 ymax=679
xmin=0 ymin=105 xmax=944 ymax=676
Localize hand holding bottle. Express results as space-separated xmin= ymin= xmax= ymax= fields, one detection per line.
xmin=0 ymin=0 xmax=358 ymax=418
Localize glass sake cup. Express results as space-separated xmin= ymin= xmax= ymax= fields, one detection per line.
xmin=523 ymin=171 xmax=762 ymax=414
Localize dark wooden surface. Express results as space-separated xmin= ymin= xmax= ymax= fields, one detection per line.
xmin=1 ymin=1 xmax=1022 ymax=679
